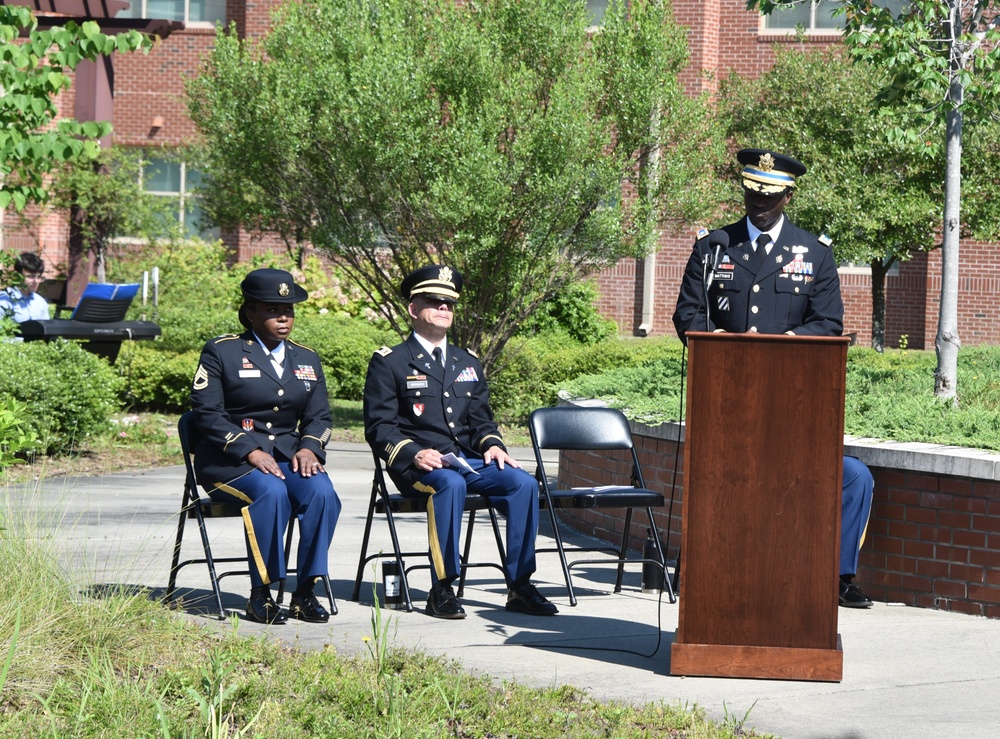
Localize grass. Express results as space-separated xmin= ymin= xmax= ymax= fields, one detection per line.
xmin=0 ymin=494 xmax=768 ymax=738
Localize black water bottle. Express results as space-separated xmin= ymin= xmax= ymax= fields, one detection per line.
xmin=641 ymin=529 xmax=664 ymax=594
xmin=381 ymin=559 xmax=403 ymax=609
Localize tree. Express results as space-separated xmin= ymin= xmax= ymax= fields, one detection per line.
xmin=187 ymin=0 xmax=725 ymax=372
xmin=0 ymin=7 xmax=151 ymax=216
xmin=718 ymin=46 xmax=943 ymax=352
xmin=45 ymin=148 xmax=182 ymax=282
xmin=747 ymin=1 xmax=1000 ymax=401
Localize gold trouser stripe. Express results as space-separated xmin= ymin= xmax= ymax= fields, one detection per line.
xmin=413 ymin=480 xmax=446 ymax=581
xmin=214 ymin=481 xmax=270 ymax=585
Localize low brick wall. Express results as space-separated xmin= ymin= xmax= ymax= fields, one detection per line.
xmin=557 ymin=421 xmax=1000 ymax=619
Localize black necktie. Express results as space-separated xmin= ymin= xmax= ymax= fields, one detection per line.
xmin=432 ymin=347 xmax=443 ymax=368
xmin=755 ymin=233 xmax=772 ymax=257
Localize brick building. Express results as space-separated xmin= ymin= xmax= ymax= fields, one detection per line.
xmin=4 ymin=0 xmax=995 ymax=349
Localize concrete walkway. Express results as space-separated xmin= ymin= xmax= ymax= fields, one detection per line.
xmin=6 ymin=442 xmax=1000 ymax=738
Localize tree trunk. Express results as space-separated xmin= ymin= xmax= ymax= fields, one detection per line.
xmin=870 ymin=257 xmax=889 ymax=353
xmin=934 ymin=81 xmax=963 ymax=403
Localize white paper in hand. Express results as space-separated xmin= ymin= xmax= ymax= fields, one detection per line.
xmin=441 ymin=453 xmax=479 ymax=475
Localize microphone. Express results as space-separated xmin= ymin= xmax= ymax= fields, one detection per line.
xmin=707 ymin=230 xmax=729 ymax=280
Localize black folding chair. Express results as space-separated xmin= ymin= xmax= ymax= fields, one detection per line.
xmin=528 ymin=406 xmax=676 ymax=606
xmin=166 ymin=411 xmax=336 ymax=619
xmin=351 ymin=449 xmax=508 ymax=612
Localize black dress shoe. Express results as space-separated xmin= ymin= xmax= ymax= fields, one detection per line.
xmin=426 ymin=583 xmax=466 ymax=619
xmin=246 ymin=593 xmax=287 ymax=624
xmin=506 ymin=582 xmax=558 ymax=616
xmin=839 ymin=580 xmax=873 ymax=608
xmin=290 ymin=593 xmax=330 ymax=623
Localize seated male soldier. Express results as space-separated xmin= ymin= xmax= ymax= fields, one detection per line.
xmin=363 ymin=264 xmax=558 ymax=619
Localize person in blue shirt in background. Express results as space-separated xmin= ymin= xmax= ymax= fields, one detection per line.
xmin=0 ymin=252 xmax=50 ymax=323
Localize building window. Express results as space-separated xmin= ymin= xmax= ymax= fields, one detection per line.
xmin=586 ymin=0 xmax=609 ymax=27
xmin=141 ymin=158 xmax=219 ymax=240
xmin=118 ymin=0 xmax=226 ymax=26
xmin=763 ymin=1 xmax=909 ymax=32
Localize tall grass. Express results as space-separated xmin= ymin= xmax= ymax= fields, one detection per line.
xmin=0 ymin=496 xmax=768 ymax=737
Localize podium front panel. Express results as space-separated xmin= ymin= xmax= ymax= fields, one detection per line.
xmin=672 ymin=332 xmax=849 ymax=680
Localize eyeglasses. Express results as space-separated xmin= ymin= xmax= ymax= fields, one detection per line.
xmin=416 ymin=297 xmax=455 ymax=311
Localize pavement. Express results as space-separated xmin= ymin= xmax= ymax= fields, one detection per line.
xmin=6 ymin=441 xmax=1000 ymax=739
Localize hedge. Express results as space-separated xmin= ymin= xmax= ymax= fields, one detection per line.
xmin=0 ymin=340 xmax=123 ymax=455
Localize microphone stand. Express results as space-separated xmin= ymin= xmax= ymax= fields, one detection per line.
xmin=700 ymin=250 xmax=715 ymax=332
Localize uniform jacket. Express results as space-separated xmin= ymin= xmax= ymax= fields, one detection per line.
xmin=190 ymin=330 xmax=332 ymax=485
xmin=363 ymin=334 xmax=506 ymax=489
xmin=672 ymin=217 xmax=844 ymax=342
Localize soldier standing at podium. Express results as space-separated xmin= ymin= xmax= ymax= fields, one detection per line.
xmin=672 ymin=148 xmax=874 ymax=609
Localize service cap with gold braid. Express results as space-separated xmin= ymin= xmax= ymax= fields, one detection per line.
xmin=400 ymin=264 xmax=463 ymax=303
xmin=737 ymin=148 xmax=807 ymax=195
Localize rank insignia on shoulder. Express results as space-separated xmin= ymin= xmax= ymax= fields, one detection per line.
xmin=818 ymin=234 xmax=833 ymax=247
xmin=376 ymin=346 xmax=393 ymax=357
xmin=696 ymin=228 xmax=709 ymax=240
xmin=192 ymin=364 xmax=209 ymax=391
xmin=468 ymin=348 xmax=478 ymax=358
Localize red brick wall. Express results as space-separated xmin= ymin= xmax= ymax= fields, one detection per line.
xmin=558 ymin=426 xmax=1000 ymax=619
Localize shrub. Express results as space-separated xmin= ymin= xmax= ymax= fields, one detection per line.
xmin=517 ymin=280 xmax=618 ymax=344
xmin=0 ymin=341 xmax=123 ymax=454
xmin=116 ymin=344 xmax=201 ymax=413
xmin=0 ymin=397 xmax=37 ymax=468
xmin=108 ymin=241 xmax=388 ymax=354
xmin=293 ymin=313 xmax=397 ymax=401
xmin=114 ymin=314 xmax=394 ymax=412
xmin=489 ymin=334 xmax=680 ymax=425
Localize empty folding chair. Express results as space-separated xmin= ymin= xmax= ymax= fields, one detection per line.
xmin=528 ymin=405 xmax=676 ymax=606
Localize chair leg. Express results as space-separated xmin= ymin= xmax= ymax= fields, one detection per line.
xmin=351 ymin=483 xmax=380 ymax=602
xmin=648 ymin=517 xmax=677 ymax=604
xmin=195 ymin=504 xmax=228 ymax=620
xmin=456 ymin=509 xmax=477 ymax=597
xmin=276 ymin=518 xmax=296 ymax=604
xmin=319 ymin=575 xmax=338 ymax=615
xmin=545 ymin=501 xmax=578 ymax=607
xmin=613 ymin=509 xmax=634 ymax=593
xmin=166 ymin=493 xmax=191 ymax=604
xmin=382 ymin=505 xmax=414 ymax=612
xmin=487 ymin=508 xmax=510 ymax=590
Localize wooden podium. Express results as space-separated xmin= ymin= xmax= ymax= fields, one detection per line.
xmin=671 ymin=332 xmax=850 ymax=682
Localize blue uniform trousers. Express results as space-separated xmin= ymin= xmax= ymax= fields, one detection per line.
xmin=841 ymin=455 xmax=874 ymax=576
xmin=405 ymin=457 xmax=538 ymax=588
xmin=209 ymin=461 xmax=341 ymax=588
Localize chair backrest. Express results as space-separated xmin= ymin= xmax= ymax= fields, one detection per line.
xmin=177 ymin=411 xmax=245 ymax=517
xmin=528 ymin=406 xmax=634 ymax=451
xmin=177 ymin=411 xmax=199 ymax=483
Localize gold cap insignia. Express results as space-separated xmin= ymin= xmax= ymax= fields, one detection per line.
xmin=438 ymin=266 xmax=453 ymax=285
xmin=757 ymin=153 xmax=775 ymax=172
xmin=278 ymin=283 xmax=290 ymax=297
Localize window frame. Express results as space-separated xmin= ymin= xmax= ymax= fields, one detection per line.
xmin=759 ymin=0 xmax=910 ymax=36
xmin=139 ymin=157 xmax=219 ymax=241
xmin=118 ymin=0 xmax=225 ymax=28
